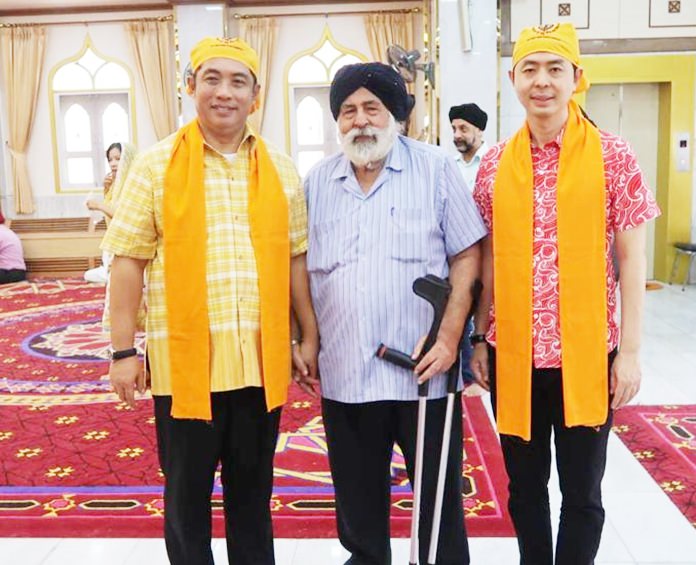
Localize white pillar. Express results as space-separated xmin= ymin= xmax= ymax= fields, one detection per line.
xmin=438 ymin=0 xmax=498 ymax=150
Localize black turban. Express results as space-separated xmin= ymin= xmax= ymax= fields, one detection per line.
xmin=330 ymin=62 xmax=409 ymax=121
xmin=448 ymin=103 xmax=488 ymax=131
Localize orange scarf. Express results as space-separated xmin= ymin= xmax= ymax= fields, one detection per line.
xmin=492 ymin=100 xmax=608 ymax=440
xmin=163 ymin=120 xmax=290 ymax=420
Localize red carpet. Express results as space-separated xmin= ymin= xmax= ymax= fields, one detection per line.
xmin=0 ymin=279 xmax=513 ymax=538
xmin=613 ymin=405 xmax=696 ymax=528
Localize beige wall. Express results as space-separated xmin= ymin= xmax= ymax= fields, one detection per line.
xmin=503 ymin=0 xmax=696 ymax=280
xmin=510 ymin=0 xmax=696 ymax=40
xmin=225 ymin=2 xmax=422 ymax=151
xmin=0 ymin=10 xmax=169 ymax=218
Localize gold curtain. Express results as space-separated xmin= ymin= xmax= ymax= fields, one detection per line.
xmin=239 ymin=17 xmax=277 ymax=135
xmin=364 ymin=13 xmax=416 ymax=136
xmin=364 ymin=12 xmax=415 ymax=63
xmin=0 ymin=26 xmax=46 ymax=214
xmin=126 ymin=20 xmax=176 ymax=140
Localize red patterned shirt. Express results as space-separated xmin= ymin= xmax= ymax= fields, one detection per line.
xmin=473 ymin=129 xmax=660 ymax=368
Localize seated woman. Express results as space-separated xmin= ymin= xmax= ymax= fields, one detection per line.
xmin=0 ymin=212 xmax=27 ymax=284
xmin=84 ymin=142 xmax=136 ymax=283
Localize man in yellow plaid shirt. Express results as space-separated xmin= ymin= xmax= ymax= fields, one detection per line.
xmin=102 ymin=37 xmax=318 ymax=565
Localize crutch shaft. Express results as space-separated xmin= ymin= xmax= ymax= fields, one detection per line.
xmin=427 ymin=391 xmax=455 ymax=564
xmin=409 ymin=391 xmax=428 ymax=565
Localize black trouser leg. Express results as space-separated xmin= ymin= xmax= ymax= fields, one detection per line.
xmin=489 ymin=349 xmax=554 ymax=565
xmin=489 ymin=347 xmax=613 ymax=565
xmin=322 ymin=399 xmax=394 ymax=565
xmin=154 ymin=395 xmax=221 ymax=565
xmin=460 ymin=318 xmax=475 ymax=384
xmin=395 ymin=394 xmax=470 ymax=565
xmin=0 ymin=269 xmax=26 ymax=284
xmin=554 ymin=364 xmax=613 ymax=565
xmin=220 ymin=388 xmax=281 ymax=565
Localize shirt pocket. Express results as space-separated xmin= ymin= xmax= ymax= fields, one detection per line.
xmin=307 ymin=216 xmax=355 ymax=274
xmin=389 ymin=208 xmax=429 ymax=263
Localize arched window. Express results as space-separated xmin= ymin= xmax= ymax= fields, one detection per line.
xmin=297 ymin=96 xmax=324 ymax=145
xmin=65 ymin=105 xmax=92 ymax=153
xmin=50 ymin=37 xmax=135 ymax=192
xmin=102 ymin=103 xmax=129 ymax=145
xmin=285 ymin=27 xmax=366 ymax=177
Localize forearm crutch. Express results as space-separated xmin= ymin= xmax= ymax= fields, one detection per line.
xmin=426 ymin=356 xmax=460 ymax=564
xmin=376 ymin=275 xmax=451 ymax=565
xmin=427 ymin=280 xmax=481 ymax=563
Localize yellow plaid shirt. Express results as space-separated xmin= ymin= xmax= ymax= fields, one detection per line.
xmin=101 ymin=127 xmax=308 ymax=396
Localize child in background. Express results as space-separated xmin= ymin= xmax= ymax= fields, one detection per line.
xmin=84 ymin=142 xmax=136 ymax=283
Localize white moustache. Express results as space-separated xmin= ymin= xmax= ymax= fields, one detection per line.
xmin=345 ymin=126 xmax=380 ymax=145
xmin=339 ymin=115 xmax=398 ymax=167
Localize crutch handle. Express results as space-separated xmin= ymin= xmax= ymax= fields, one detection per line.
xmin=376 ymin=345 xmax=430 ymax=397
xmin=376 ymin=275 xmax=451 ymax=376
xmin=376 ymin=344 xmax=416 ymax=371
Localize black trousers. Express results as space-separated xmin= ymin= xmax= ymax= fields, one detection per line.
xmin=154 ymin=388 xmax=281 ymax=565
xmin=0 ymin=268 xmax=26 ymax=284
xmin=488 ymin=347 xmax=614 ymax=565
xmin=322 ymin=396 xmax=470 ymax=565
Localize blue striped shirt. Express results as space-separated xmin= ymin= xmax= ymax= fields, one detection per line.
xmin=304 ymin=135 xmax=487 ymax=403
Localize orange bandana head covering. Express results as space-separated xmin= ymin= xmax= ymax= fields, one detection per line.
xmin=513 ymin=22 xmax=589 ymax=93
xmin=188 ymin=37 xmax=260 ymax=113
xmin=190 ymin=36 xmax=259 ymax=77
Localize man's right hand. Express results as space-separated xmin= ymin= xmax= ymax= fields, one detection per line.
xmin=470 ymin=343 xmax=490 ymax=391
xmin=110 ymin=355 xmax=145 ymax=409
xmin=292 ymin=340 xmax=320 ymax=397
xmin=103 ymin=172 xmax=114 ymax=192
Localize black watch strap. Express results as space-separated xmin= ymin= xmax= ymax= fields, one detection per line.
xmin=469 ymin=333 xmax=487 ymax=346
xmin=111 ymin=347 xmax=138 ymax=361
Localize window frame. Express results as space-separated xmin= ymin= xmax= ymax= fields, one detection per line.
xmin=283 ymin=26 xmax=367 ymax=163
xmin=48 ymin=36 xmax=137 ymax=194
xmin=55 ymin=91 xmax=131 ymax=190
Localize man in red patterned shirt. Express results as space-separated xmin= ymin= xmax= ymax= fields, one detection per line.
xmin=471 ymin=23 xmax=660 ymax=565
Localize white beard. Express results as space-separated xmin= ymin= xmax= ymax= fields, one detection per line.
xmin=339 ymin=114 xmax=398 ymax=167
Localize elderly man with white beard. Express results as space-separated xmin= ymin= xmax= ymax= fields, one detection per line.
xmin=298 ymin=62 xmax=486 ymax=565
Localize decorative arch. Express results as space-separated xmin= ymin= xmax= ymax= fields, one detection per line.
xmin=48 ymin=35 xmax=137 ymax=192
xmin=283 ymin=26 xmax=368 ymax=155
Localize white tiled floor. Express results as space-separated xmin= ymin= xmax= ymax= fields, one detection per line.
xmin=2 ymin=284 xmax=695 ymax=564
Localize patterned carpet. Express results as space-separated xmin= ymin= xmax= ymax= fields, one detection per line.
xmin=0 ymin=279 xmax=513 ymax=537
xmin=613 ymin=405 xmax=696 ymax=528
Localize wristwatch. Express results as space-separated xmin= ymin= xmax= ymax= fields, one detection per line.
xmin=469 ymin=333 xmax=487 ymax=346
xmin=110 ymin=347 xmax=138 ymax=361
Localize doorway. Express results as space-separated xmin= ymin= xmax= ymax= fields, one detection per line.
xmin=585 ymin=83 xmax=659 ymax=279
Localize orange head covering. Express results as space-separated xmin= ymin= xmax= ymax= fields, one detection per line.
xmin=190 ymin=36 xmax=259 ymax=76
xmin=188 ymin=36 xmax=260 ymax=112
xmin=512 ymin=22 xmax=589 ymax=93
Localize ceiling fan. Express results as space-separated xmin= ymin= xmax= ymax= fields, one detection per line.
xmin=386 ymin=45 xmax=435 ymax=88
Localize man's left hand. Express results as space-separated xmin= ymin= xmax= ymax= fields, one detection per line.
xmin=411 ymin=335 xmax=458 ymax=385
xmin=610 ymin=350 xmax=641 ymax=409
